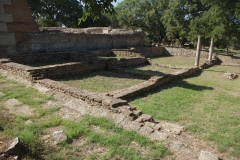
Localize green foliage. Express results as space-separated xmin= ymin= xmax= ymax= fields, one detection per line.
xmin=159 ymin=0 xmax=240 ymax=47
xmin=27 ymin=0 xmax=112 ymax=27
xmin=161 ymin=0 xmax=206 ymax=46
xmin=79 ymin=0 xmax=116 ymax=23
xmin=28 ymin=0 xmax=83 ymax=27
xmin=109 ymin=0 xmax=165 ymax=43
xmin=189 ymin=0 xmax=240 ymax=48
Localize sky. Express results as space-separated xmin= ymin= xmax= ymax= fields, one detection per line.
xmin=113 ymin=0 xmax=123 ymax=6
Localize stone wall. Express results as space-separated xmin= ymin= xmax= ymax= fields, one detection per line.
xmin=136 ymin=47 xmax=164 ymax=57
xmin=0 ymin=0 xmax=146 ymax=57
xmin=17 ymin=29 xmax=145 ymax=55
xmin=119 ymin=57 xmax=147 ymax=67
xmin=0 ymin=60 xmax=89 ymax=80
xmin=0 ymin=53 xmax=148 ymax=80
xmin=164 ymin=47 xmax=209 ymax=58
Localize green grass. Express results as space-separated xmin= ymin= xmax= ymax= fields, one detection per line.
xmin=0 ymin=74 xmax=169 ymax=159
xmin=57 ymin=71 xmax=145 ymax=92
xmin=151 ymin=56 xmax=206 ymax=67
xmin=126 ymin=65 xmax=178 ymax=75
xmin=130 ymin=65 xmax=240 ymax=157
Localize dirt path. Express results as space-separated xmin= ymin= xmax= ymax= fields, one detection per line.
xmin=0 ymin=69 xmax=237 ymax=160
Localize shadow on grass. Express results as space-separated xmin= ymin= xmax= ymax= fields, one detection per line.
xmin=54 ymin=71 xmax=143 ymax=82
xmin=126 ymin=65 xmax=173 ymax=76
xmin=127 ymin=69 xmax=169 ymax=76
xmin=128 ymin=79 xmax=214 ymax=102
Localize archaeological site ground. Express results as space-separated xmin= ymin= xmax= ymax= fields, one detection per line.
xmin=0 ymin=0 xmax=240 ymax=160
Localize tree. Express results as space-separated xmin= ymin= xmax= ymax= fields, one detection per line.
xmin=189 ymin=0 xmax=240 ymax=49
xmin=28 ymin=0 xmax=83 ymax=27
xmin=161 ymin=0 xmax=206 ymax=46
xmin=80 ymin=0 xmax=116 ymax=22
xmin=109 ymin=0 xmax=165 ymax=43
xmin=27 ymin=0 xmax=116 ymax=27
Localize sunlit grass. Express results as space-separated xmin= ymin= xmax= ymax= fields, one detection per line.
xmin=151 ymin=56 xmax=206 ymax=67
xmin=130 ymin=65 xmax=240 ymax=156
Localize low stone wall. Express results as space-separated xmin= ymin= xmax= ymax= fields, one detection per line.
xmin=28 ymin=62 xmax=88 ymax=79
xmin=119 ymin=57 xmax=147 ymax=67
xmin=217 ymin=55 xmax=240 ymax=65
xmin=36 ymin=78 xmax=128 ymax=109
xmin=10 ymin=52 xmax=70 ymax=64
xmin=0 ymin=61 xmax=32 ymax=79
xmin=136 ymin=47 xmax=164 ymax=57
xmin=0 ymin=60 xmax=89 ymax=80
xmin=112 ymin=50 xmax=144 ymax=57
xmin=0 ymin=55 xmax=147 ymax=80
xmin=164 ymin=47 xmax=209 ymax=58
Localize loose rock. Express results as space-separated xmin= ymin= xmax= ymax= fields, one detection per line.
xmin=199 ymin=150 xmax=219 ymax=160
xmin=52 ymin=131 xmax=67 ymax=145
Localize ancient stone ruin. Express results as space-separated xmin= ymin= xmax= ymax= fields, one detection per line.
xmin=1 ymin=0 xmax=235 ymax=159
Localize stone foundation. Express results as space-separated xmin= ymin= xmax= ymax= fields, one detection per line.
xmin=164 ymin=47 xmax=209 ymax=58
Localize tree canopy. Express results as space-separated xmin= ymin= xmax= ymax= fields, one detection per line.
xmin=162 ymin=0 xmax=240 ymax=47
xmin=109 ymin=0 xmax=165 ymax=43
xmin=27 ymin=0 xmax=113 ymax=27
xmin=27 ymin=0 xmax=240 ymax=48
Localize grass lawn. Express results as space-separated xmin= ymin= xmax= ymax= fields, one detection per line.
xmin=150 ymin=56 xmax=206 ymax=67
xmin=126 ymin=65 xmax=177 ymax=76
xmin=57 ymin=71 xmax=145 ymax=93
xmin=0 ymin=74 xmax=169 ymax=159
xmin=130 ymin=65 xmax=240 ymax=157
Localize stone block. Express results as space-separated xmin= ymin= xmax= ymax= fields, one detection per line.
xmin=31 ymin=44 xmax=41 ymax=50
xmin=149 ymin=131 xmax=168 ymax=141
xmin=128 ymin=121 xmax=144 ymax=131
xmin=138 ymin=125 xmax=154 ymax=136
xmin=199 ymin=150 xmax=219 ymax=160
xmin=0 ymin=13 xmax=13 ymax=22
xmin=52 ymin=131 xmax=67 ymax=145
xmin=0 ymin=32 xmax=15 ymax=45
xmin=135 ymin=114 xmax=153 ymax=123
xmin=0 ymin=22 xmax=7 ymax=31
xmin=3 ymin=0 xmax=12 ymax=5
xmin=0 ymin=4 xmax=4 ymax=13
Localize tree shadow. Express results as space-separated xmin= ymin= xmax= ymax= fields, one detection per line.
xmin=54 ymin=70 xmax=143 ymax=82
xmin=128 ymin=79 xmax=214 ymax=102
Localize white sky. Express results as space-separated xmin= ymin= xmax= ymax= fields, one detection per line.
xmin=113 ymin=0 xmax=123 ymax=6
